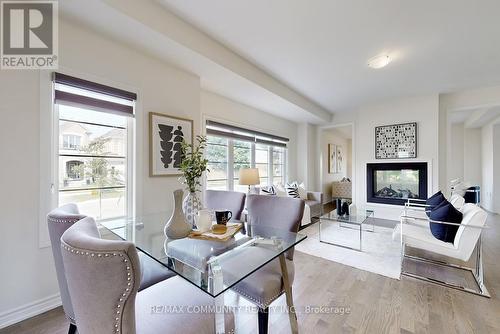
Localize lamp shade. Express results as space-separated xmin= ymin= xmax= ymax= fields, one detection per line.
xmin=239 ymin=168 xmax=260 ymax=185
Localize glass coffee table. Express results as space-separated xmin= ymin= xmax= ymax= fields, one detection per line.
xmin=319 ymin=209 xmax=374 ymax=251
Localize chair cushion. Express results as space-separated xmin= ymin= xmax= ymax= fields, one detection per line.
xmin=136 ymin=276 xmax=234 ymax=334
xmin=138 ymin=252 xmax=175 ymax=291
xmin=220 ymin=247 xmax=294 ymax=309
xmin=429 ymin=201 xmax=463 ymax=243
xmin=425 ymin=191 xmax=446 ymax=216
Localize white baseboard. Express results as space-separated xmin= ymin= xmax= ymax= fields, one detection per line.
xmin=0 ymin=293 xmax=62 ymax=330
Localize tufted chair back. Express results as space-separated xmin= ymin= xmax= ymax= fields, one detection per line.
xmin=61 ymin=217 xmax=141 ymax=334
xmin=205 ymin=190 xmax=246 ymax=220
xmin=247 ymin=194 xmax=305 ymax=260
xmin=47 ymin=204 xmax=86 ymax=324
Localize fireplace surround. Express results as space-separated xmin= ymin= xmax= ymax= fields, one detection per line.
xmin=367 ymin=162 xmax=428 ymax=206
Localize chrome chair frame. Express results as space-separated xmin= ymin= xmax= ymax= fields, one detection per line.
xmin=399 ymin=200 xmax=490 ymax=298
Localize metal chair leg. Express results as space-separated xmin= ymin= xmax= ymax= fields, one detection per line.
xmin=401 ymin=239 xmax=490 ymax=298
xmin=68 ymin=323 xmax=77 ymax=334
xmin=258 ymin=308 xmax=269 ymax=334
xmin=279 ymin=254 xmax=298 ymax=334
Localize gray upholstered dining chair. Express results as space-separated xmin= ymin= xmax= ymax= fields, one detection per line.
xmin=60 ymin=216 xmax=234 ymax=334
xmin=47 ymin=204 xmax=174 ymax=334
xmin=205 ymin=189 xmax=246 ymax=220
xmin=232 ymin=194 xmax=305 ymax=334
xmin=47 ymin=204 xmax=86 ymax=334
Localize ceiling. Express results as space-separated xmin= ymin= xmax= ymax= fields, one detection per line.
xmin=160 ymin=0 xmax=500 ymax=112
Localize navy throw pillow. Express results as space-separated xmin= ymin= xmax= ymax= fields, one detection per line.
xmin=429 ymin=201 xmax=463 ymax=243
xmin=426 ymin=191 xmax=446 ymax=217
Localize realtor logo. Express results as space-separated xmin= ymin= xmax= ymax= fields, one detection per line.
xmin=1 ymin=1 xmax=58 ymax=69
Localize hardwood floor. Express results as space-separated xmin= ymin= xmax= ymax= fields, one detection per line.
xmin=2 ymin=210 xmax=499 ymax=334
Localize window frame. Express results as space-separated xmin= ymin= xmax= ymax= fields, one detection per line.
xmin=53 ymin=92 xmax=135 ymax=222
xmin=205 ymin=134 xmax=288 ymax=191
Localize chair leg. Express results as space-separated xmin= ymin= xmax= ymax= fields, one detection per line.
xmin=279 ymin=254 xmax=298 ymax=334
xmin=68 ymin=323 xmax=77 ymax=334
xmin=258 ymin=307 xmax=269 ymax=334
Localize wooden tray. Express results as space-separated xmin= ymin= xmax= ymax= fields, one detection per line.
xmin=188 ymin=222 xmax=243 ymax=242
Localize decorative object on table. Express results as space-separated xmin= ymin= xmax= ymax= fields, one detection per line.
xmin=149 ymin=112 xmax=193 ymax=176
xmin=342 ymin=201 xmax=350 ymax=216
xmin=164 ymin=189 xmax=192 ymax=239
xmin=179 ymin=135 xmax=209 ymax=228
xmin=464 ymin=186 xmax=480 ymax=204
xmin=239 ymin=168 xmax=260 ymax=196
xmin=194 ymin=209 xmax=213 ymax=233
xmin=375 ymin=122 xmax=417 ymax=159
xmin=328 ymin=144 xmax=344 ymax=174
xmin=215 ymin=210 xmax=232 ymax=225
xmin=188 ymin=222 xmax=243 ymax=242
xmin=336 ymin=198 xmax=343 ymax=216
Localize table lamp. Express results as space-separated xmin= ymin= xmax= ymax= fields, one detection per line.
xmin=239 ymin=168 xmax=260 ymax=194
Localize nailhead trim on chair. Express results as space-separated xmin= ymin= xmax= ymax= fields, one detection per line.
xmin=48 ymin=217 xmax=83 ymax=224
xmin=61 ymin=242 xmax=134 ymax=333
xmin=232 ymin=286 xmax=285 ymax=309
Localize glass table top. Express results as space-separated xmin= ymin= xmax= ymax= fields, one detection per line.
xmin=320 ymin=209 xmax=374 ymax=225
xmin=99 ymin=212 xmax=306 ymax=297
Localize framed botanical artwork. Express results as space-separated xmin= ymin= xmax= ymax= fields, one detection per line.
xmin=375 ymin=122 xmax=417 ymax=159
xmin=149 ymin=112 xmax=193 ymax=176
xmin=328 ymin=144 xmax=344 ymax=174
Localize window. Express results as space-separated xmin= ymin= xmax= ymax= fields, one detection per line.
xmin=62 ymin=134 xmax=81 ymax=150
xmin=206 ymin=136 xmax=228 ymax=190
xmin=255 ymin=143 xmax=269 ymax=187
xmin=233 ymin=140 xmax=252 ymax=192
xmin=54 ymin=73 xmax=136 ymax=220
xmin=272 ymin=147 xmax=285 ymax=185
xmin=205 ymin=121 xmax=288 ymax=192
xmin=66 ymin=160 xmax=83 ymax=180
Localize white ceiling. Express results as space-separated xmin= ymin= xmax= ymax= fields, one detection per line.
xmin=59 ymin=0 xmax=331 ymax=124
xmin=160 ymin=0 xmax=500 ymax=112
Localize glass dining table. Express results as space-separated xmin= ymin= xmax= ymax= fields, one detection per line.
xmin=98 ymin=212 xmax=307 ymax=334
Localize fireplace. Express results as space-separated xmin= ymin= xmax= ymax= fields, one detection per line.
xmin=367 ymin=162 xmax=428 ymax=206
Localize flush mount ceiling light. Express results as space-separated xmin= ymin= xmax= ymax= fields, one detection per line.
xmin=367 ymin=54 xmax=391 ymax=69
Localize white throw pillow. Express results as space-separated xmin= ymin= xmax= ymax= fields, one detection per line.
xmin=275 ymin=184 xmax=288 ymax=197
xmin=297 ymin=182 xmax=307 ymax=200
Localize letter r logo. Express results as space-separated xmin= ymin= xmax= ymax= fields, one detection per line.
xmin=1 ymin=1 xmax=54 ymax=55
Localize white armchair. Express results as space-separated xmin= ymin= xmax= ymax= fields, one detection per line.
xmin=395 ymin=200 xmax=489 ymax=297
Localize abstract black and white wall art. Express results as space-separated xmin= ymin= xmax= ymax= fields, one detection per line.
xmin=375 ymin=122 xmax=417 ymax=159
xmin=149 ymin=112 xmax=193 ymax=176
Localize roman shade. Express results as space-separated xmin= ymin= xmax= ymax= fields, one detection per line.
xmin=206 ymin=120 xmax=289 ymax=147
xmin=53 ymin=72 xmax=136 ymax=116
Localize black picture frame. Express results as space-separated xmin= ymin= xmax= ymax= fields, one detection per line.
xmin=375 ymin=122 xmax=417 ymax=159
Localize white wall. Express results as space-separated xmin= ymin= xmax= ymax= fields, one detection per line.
xmin=440 ymin=85 xmax=500 ymax=190
xmin=296 ymin=123 xmax=319 ymax=190
xmin=449 ymin=123 xmax=465 ymax=181
xmin=494 ymin=124 xmax=500 ymax=213
xmin=333 ymin=95 xmax=440 ymax=220
xmin=320 ymin=128 xmax=351 ymax=203
xmin=200 ymin=90 xmax=298 ymax=181
xmin=0 ymin=71 xmax=63 ymax=325
xmin=481 ymin=124 xmax=494 ymax=211
xmin=463 ymin=127 xmax=482 ymax=185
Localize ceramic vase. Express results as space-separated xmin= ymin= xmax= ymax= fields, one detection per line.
xmin=164 ymin=189 xmax=192 ymax=239
xmin=182 ymin=191 xmax=202 ymax=229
